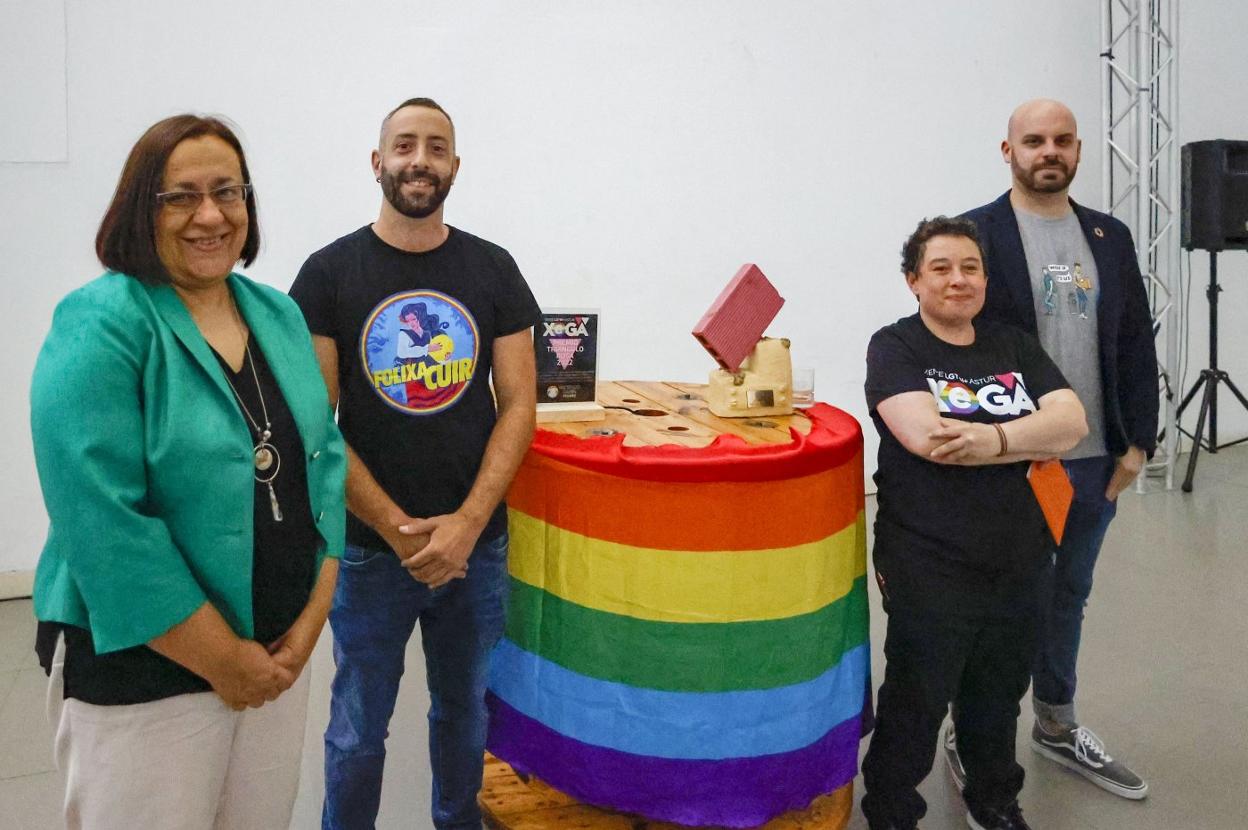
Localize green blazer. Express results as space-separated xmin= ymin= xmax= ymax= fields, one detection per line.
xmin=31 ymin=272 xmax=346 ymax=654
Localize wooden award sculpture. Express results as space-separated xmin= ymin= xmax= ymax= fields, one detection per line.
xmin=692 ymin=263 xmax=793 ymax=418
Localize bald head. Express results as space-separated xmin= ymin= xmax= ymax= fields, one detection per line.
xmin=1007 ymin=98 xmax=1078 ymax=142
xmin=1002 ymin=98 xmax=1081 ymax=198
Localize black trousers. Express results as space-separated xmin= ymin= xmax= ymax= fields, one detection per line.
xmin=860 ymin=590 xmax=1038 ymax=829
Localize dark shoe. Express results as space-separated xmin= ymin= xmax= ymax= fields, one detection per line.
xmin=943 ymin=721 xmax=967 ymax=792
xmin=966 ymin=801 xmax=1032 ymax=830
xmin=1031 ymin=721 xmax=1149 ymax=800
xmin=865 ymin=816 xmax=917 ymax=830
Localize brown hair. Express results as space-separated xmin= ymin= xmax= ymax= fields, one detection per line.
xmin=95 ymin=114 xmax=260 ymax=284
xmin=900 ymin=215 xmax=983 ymax=276
xmin=379 ymin=97 xmax=455 ymax=147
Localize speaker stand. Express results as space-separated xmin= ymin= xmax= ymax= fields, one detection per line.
xmin=1175 ymin=251 xmax=1248 ymax=491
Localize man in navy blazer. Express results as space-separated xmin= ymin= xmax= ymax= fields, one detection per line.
xmin=943 ymin=99 xmax=1157 ymax=807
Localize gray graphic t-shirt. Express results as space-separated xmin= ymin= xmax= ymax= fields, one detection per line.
xmin=1015 ymin=209 xmax=1107 ymax=458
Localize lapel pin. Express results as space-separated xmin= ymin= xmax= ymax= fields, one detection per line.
xmin=1094 ymin=227 xmax=1105 ymax=238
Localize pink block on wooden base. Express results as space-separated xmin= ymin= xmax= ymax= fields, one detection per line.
xmin=692 ymin=263 xmax=785 ymax=373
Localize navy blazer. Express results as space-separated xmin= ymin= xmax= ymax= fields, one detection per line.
xmin=963 ymin=191 xmax=1158 ymax=457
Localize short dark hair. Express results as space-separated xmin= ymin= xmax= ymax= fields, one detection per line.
xmin=379 ymin=97 xmax=455 ymax=147
xmin=95 ymin=115 xmax=260 ymax=284
xmin=899 ymin=216 xmax=983 ymax=276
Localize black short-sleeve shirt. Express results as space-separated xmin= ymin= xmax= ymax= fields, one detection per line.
xmin=290 ymin=225 xmax=540 ymax=549
xmin=865 ymin=314 xmax=1070 ymax=610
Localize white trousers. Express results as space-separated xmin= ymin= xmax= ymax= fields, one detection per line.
xmin=48 ymin=640 xmax=310 ymax=830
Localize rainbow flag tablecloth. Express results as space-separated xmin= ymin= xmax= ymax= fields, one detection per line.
xmin=486 ymin=404 xmax=869 ymax=828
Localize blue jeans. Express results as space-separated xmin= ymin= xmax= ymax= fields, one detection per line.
xmin=1031 ymin=457 xmax=1117 ymax=722
xmin=322 ymin=533 xmax=509 ymax=830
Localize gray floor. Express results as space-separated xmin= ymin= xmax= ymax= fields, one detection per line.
xmin=2 ymin=448 xmax=1247 ymax=829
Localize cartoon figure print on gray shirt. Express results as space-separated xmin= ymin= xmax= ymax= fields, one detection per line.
xmin=1015 ymin=209 xmax=1108 ymax=459
xmin=1039 ymin=261 xmax=1093 ymax=319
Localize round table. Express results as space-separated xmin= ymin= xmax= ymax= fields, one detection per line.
xmin=482 ymin=381 xmax=869 ymax=829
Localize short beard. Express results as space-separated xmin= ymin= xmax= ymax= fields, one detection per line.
xmin=380 ymin=168 xmax=453 ymax=219
xmin=1014 ymin=157 xmax=1077 ymax=194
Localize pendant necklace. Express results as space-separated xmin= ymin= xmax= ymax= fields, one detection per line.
xmin=220 ymin=331 xmax=284 ymax=522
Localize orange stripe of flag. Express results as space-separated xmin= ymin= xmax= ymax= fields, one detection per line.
xmin=507 ymin=449 xmax=864 ymax=552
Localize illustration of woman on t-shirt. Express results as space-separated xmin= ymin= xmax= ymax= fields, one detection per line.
xmin=396 ymin=302 xmax=436 ymax=366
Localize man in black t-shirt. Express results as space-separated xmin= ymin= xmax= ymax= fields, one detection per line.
xmin=290 ymin=97 xmax=539 ymax=830
xmin=859 ymin=217 xmax=1087 ymax=830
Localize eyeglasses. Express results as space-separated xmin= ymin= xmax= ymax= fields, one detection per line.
xmin=155 ymin=183 xmax=252 ymax=211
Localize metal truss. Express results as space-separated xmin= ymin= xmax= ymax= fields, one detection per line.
xmin=1101 ymin=0 xmax=1180 ymax=490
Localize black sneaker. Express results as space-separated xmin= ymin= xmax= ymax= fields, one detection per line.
xmin=1031 ymin=721 xmax=1149 ymax=800
xmin=943 ymin=721 xmax=967 ymax=792
xmin=966 ymin=801 xmax=1032 ymax=830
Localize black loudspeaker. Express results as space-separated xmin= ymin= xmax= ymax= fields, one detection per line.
xmin=1182 ymin=140 xmax=1248 ymax=251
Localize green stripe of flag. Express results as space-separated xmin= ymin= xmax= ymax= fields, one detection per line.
xmin=504 ymin=575 xmax=869 ymax=693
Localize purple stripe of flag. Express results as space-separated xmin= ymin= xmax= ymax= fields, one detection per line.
xmin=486 ymin=691 xmax=861 ymax=829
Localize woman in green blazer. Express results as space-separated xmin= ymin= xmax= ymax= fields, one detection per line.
xmin=30 ymin=114 xmax=346 ymax=829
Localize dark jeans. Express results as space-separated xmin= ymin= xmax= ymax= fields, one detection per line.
xmin=322 ymin=533 xmax=509 ymax=830
xmin=861 ymin=599 xmax=1038 ymax=829
xmin=1032 ymin=456 xmax=1118 ymax=719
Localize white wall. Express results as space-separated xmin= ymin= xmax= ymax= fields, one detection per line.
xmin=3 ymin=1 xmax=1246 ymax=577
xmin=1169 ymin=6 xmax=1248 ymax=456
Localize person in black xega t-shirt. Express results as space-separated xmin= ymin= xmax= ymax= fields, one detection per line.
xmin=289 ymin=97 xmax=539 ymax=830
xmin=858 ymin=218 xmax=1087 ymax=830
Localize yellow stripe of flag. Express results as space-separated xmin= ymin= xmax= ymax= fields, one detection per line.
xmin=506 ymin=508 xmax=867 ymax=624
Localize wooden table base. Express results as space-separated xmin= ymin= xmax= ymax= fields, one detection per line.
xmin=479 ymin=754 xmax=853 ymax=830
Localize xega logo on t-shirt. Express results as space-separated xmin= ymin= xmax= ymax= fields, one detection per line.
xmin=360 ymin=290 xmax=480 ymax=415
xmin=925 ymin=371 xmax=1037 ymax=417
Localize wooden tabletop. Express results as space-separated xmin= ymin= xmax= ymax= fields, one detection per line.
xmin=540 ymin=381 xmax=814 ymax=448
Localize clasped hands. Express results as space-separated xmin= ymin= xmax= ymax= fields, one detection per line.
xmin=211 ymin=628 xmax=312 ymax=712
xmin=926 ymin=417 xmax=1007 ymax=464
xmin=211 ymin=510 xmax=485 ymax=711
xmin=379 ymin=511 xmax=483 ymax=589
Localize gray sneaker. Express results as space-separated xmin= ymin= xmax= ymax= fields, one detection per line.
xmin=1031 ymin=721 xmax=1149 ymax=799
xmin=943 ymin=721 xmax=967 ymax=792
